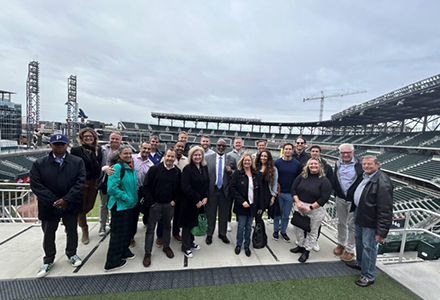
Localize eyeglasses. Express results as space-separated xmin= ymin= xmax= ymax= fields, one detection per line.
xmin=122 ymin=152 xmax=132 ymax=155
xmin=340 ymin=151 xmax=353 ymax=155
xmin=217 ymin=144 xmax=226 ymax=148
xmin=296 ymin=142 xmax=304 ymax=145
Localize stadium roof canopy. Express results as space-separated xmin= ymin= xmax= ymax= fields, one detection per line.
xmin=151 ymin=112 xmax=261 ymax=125
xmin=330 ymin=74 xmax=440 ymax=126
xmin=152 ymin=74 xmax=440 ymax=128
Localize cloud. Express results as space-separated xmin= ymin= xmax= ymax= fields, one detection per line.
xmin=1 ymin=0 xmax=439 ymax=126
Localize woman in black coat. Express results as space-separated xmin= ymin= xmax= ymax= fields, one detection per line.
xmin=179 ymin=146 xmax=209 ymax=258
xmin=230 ymin=153 xmax=263 ymax=257
xmin=70 ymin=127 xmax=103 ymax=245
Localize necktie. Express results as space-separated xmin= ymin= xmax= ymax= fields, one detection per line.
xmin=217 ymin=156 xmax=223 ymax=189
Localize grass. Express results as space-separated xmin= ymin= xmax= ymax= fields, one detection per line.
xmin=34 ymin=273 xmax=418 ymax=300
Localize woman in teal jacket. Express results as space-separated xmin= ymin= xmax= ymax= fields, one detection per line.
xmin=104 ymin=145 xmax=138 ymax=271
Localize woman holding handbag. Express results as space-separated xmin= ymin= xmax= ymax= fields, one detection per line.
xmin=290 ymin=157 xmax=332 ymax=263
xmin=70 ymin=128 xmax=103 ymax=245
xmin=230 ymin=153 xmax=263 ymax=257
xmin=180 ymin=146 xmax=209 ymax=258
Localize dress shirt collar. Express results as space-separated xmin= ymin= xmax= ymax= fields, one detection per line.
xmin=163 ymin=161 xmax=175 ymax=170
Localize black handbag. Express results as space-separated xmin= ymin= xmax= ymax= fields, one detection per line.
xmin=268 ymin=197 xmax=281 ymax=219
xmin=290 ymin=211 xmax=311 ymax=232
xmin=252 ymin=216 xmax=267 ymax=249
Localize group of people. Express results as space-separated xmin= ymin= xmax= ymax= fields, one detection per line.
xmin=30 ymin=130 xmax=393 ymax=288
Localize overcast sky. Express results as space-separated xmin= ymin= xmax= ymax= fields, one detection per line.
xmin=1 ymin=0 xmax=439 ymax=127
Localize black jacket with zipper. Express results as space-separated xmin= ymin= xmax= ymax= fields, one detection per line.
xmin=349 ymin=169 xmax=394 ymax=238
xmin=30 ymin=152 xmax=86 ymax=220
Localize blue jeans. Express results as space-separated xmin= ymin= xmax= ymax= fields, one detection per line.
xmin=236 ymin=215 xmax=253 ymax=248
xmin=355 ymin=224 xmax=378 ymax=281
xmin=273 ymin=193 xmax=293 ymax=234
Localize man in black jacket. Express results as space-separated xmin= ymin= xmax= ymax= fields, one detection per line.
xmin=292 ymin=136 xmax=311 ymax=167
xmin=332 ymin=143 xmax=363 ymax=262
xmin=346 ymin=155 xmax=393 ymax=287
xmin=142 ymin=148 xmax=181 ymax=267
xmin=30 ymin=134 xmax=86 ymax=278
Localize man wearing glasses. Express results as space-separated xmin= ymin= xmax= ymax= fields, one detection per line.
xmin=205 ymin=139 xmax=235 ymax=245
xmin=333 ymin=143 xmax=363 ymax=262
xmin=292 ymin=136 xmax=310 ymax=167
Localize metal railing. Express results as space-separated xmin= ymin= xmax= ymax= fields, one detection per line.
xmin=0 ymin=183 xmax=36 ymax=223
xmin=323 ymin=200 xmax=440 ymax=263
xmin=0 ymin=183 xmax=101 ymax=223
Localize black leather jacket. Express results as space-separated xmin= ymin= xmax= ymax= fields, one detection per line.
xmin=350 ymin=170 xmax=393 ymax=238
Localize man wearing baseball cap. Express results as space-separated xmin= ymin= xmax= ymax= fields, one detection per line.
xmin=30 ymin=134 xmax=86 ymax=278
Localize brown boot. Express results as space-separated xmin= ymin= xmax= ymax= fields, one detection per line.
xmin=333 ymin=244 xmax=345 ymax=256
xmin=163 ymin=247 xmax=175 ymax=258
xmin=81 ymin=225 xmax=89 ymax=245
xmin=340 ymin=251 xmax=355 ymax=262
xmin=143 ymin=253 xmax=151 ymax=267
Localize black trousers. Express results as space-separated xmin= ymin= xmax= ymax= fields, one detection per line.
xmin=41 ymin=213 xmax=78 ymax=264
xmin=105 ymin=205 xmax=134 ymax=269
xmin=206 ymin=187 xmax=230 ymax=237
xmin=145 ymin=203 xmax=175 ymax=254
xmin=131 ymin=190 xmax=147 ymax=239
xmin=182 ymin=226 xmax=195 ymax=251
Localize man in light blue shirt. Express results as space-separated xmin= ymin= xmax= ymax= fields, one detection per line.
xmin=332 ymin=143 xmax=363 ymax=262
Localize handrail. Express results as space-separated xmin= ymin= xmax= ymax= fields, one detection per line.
xmin=323 ymin=203 xmax=440 ymax=263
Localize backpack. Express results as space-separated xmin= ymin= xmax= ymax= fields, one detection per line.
xmin=97 ymin=162 xmax=125 ymax=195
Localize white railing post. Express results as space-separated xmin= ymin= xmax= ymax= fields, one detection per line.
xmin=398 ymin=210 xmax=411 ymax=263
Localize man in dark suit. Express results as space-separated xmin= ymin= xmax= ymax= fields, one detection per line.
xmin=205 ymin=139 xmax=235 ymax=245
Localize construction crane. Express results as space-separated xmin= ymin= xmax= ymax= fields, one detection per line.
xmin=303 ymin=90 xmax=367 ymax=121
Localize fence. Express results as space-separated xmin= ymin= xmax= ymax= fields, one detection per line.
xmin=0 ymin=183 xmax=100 ymax=223
xmin=323 ymin=199 xmax=440 ymax=262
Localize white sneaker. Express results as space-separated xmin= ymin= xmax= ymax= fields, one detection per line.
xmin=68 ymin=254 xmax=83 ymax=267
xmin=37 ymin=263 xmax=53 ymax=278
xmin=227 ymin=222 xmax=232 ymax=232
xmin=184 ymin=250 xmax=194 ymax=258
xmin=191 ymin=243 xmax=201 ymax=251
xmin=313 ymin=243 xmax=320 ymax=252
xmin=99 ymin=226 xmax=106 ymax=236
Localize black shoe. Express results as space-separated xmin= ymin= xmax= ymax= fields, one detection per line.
xmin=122 ymin=250 xmax=136 ymax=260
xmin=298 ymin=250 xmax=310 ymax=263
xmin=345 ymin=260 xmax=361 ymax=271
xmin=245 ymin=247 xmax=251 ymax=257
xmin=235 ymin=246 xmax=241 ymax=255
xmin=355 ymin=276 xmax=375 ymax=287
xmin=290 ymin=246 xmax=305 ymax=253
xmin=104 ymin=260 xmax=127 ymax=272
xmin=218 ymin=235 xmax=230 ymax=244
xmin=206 ymin=235 xmax=212 ymax=245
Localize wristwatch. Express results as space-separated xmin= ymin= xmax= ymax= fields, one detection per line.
xmin=309 ymin=205 xmax=313 ymax=210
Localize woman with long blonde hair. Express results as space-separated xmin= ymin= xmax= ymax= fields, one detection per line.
xmin=230 ymin=153 xmax=263 ymax=257
xmin=290 ymin=158 xmax=332 ymax=263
